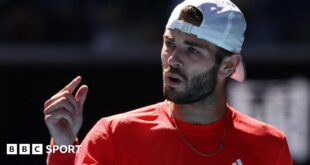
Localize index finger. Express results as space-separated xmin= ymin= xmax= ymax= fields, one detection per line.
xmin=58 ymin=76 xmax=82 ymax=94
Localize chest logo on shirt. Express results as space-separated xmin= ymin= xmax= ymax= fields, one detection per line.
xmin=232 ymin=159 xmax=243 ymax=165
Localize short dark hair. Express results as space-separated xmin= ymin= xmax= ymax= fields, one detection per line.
xmin=178 ymin=5 xmax=233 ymax=65
xmin=178 ymin=5 xmax=203 ymax=26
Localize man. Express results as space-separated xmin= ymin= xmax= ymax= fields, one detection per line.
xmin=44 ymin=0 xmax=293 ymax=164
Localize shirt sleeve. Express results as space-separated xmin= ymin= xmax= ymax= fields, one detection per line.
xmin=74 ymin=118 xmax=115 ymax=164
xmin=46 ymin=118 xmax=115 ymax=165
xmin=46 ymin=138 xmax=78 ymax=165
xmin=274 ymin=137 xmax=293 ymax=165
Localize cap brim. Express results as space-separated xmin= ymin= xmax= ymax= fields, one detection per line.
xmin=230 ymin=58 xmax=245 ymax=82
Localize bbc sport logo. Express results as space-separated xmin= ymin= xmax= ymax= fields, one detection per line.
xmin=6 ymin=143 xmax=81 ymax=155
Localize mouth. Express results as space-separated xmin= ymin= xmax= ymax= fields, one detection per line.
xmin=166 ymin=75 xmax=182 ymax=86
xmin=169 ymin=76 xmax=181 ymax=83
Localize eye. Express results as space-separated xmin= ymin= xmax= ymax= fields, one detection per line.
xmin=164 ymin=41 xmax=175 ymax=48
xmin=188 ymin=47 xmax=200 ymax=55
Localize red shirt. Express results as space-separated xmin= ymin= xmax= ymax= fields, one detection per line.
xmin=47 ymin=101 xmax=293 ymax=165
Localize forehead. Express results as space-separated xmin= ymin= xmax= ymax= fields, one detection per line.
xmin=163 ymin=28 xmax=217 ymax=51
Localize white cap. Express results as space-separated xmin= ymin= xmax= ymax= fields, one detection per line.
xmin=166 ymin=0 xmax=246 ymax=82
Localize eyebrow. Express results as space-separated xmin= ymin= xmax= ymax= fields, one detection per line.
xmin=163 ymin=34 xmax=211 ymax=51
xmin=184 ymin=40 xmax=204 ymax=49
xmin=163 ymin=35 xmax=173 ymax=41
xmin=184 ymin=39 xmax=211 ymax=52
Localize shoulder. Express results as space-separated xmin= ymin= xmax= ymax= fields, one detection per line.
xmin=97 ymin=101 xmax=166 ymax=130
xmin=106 ymin=101 xmax=164 ymax=120
xmin=84 ymin=101 xmax=166 ymax=139
xmin=228 ymin=106 xmax=293 ymax=163
xmin=230 ymin=106 xmax=286 ymax=142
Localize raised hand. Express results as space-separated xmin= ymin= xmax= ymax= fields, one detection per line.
xmin=44 ymin=76 xmax=88 ymax=145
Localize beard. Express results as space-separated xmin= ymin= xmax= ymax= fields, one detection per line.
xmin=163 ymin=64 xmax=219 ymax=104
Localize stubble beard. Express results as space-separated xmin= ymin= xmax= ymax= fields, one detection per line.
xmin=163 ymin=65 xmax=219 ymax=104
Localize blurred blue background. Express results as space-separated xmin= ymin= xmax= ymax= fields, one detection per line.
xmin=0 ymin=0 xmax=309 ymax=164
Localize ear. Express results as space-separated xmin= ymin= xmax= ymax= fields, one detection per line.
xmin=218 ymin=54 xmax=242 ymax=79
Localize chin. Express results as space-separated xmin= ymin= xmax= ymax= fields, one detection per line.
xmin=164 ymin=88 xmax=185 ymax=103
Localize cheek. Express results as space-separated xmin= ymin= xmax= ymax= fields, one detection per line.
xmin=161 ymin=48 xmax=169 ymax=66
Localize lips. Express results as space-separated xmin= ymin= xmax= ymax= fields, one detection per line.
xmin=165 ymin=74 xmax=183 ymax=87
xmin=169 ymin=76 xmax=181 ymax=83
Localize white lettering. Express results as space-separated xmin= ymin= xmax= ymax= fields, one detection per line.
xmin=6 ymin=143 xmax=81 ymax=155
xmin=19 ymin=144 xmax=30 ymax=155
xmin=46 ymin=145 xmax=52 ymax=154
xmin=6 ymin=144 xmax=17 ymax=155
xmin=32 ymin=144 xmax=43 ymax=155
xmin=45 ymin=145 xmax=81 ymax=154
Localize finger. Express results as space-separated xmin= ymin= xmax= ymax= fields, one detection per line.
xmin=45 ymin=90 xmax=70 ymax=108
xmin=66 ymin=93 xmax=79 ymax=114
xmin=45 ymin=109 xmax=74 ymax=125
xmin=44 ymin=76 xmax=81 ymax=108
xmin=75 ymin=85 xmax=88 ymax=112
xmin=44 ymin=97 xmax=75 ymax=115
xmin=58 ymin=76 xmax=82 ymax=94
xmin=44 ymin=91 xmax=79 ymax=111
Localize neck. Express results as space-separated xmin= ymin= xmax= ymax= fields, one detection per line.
xmin=169 ymin=86 xmax=227 ymax=125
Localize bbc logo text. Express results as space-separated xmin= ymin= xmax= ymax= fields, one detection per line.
xmin=6 ymin=143 xmax=81 ymax=155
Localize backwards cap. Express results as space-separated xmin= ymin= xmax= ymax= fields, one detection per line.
xmin=166 ymin=0 xmax=246 ymax=82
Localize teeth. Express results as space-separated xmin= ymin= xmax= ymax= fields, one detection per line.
xmin=170 ymin=76 xmax=178 ymax=80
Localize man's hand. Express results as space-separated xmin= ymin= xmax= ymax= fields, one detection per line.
xmin=44 ymin=76 xmax=88 ymax=145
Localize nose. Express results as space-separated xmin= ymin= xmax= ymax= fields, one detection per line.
xmin=167 ymin=48 xmax=183 ymax=68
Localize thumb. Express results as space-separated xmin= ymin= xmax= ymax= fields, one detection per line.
xmin=75 ymin=85 xmax=89 ymax=112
